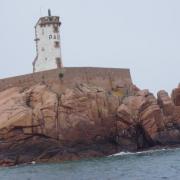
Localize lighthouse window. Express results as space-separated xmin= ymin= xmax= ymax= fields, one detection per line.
xmin=49 ymin=35 xmax=52 ymax=39
xmin=53 ymin=26 xmax=58 ymax=33
xmin=54 ymin=41 xmax=60 ymax=48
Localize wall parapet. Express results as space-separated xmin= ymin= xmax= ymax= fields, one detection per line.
xmin=0 ymin=67 xmax=133 ymax=93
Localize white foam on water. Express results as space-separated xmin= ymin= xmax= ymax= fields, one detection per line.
xmin=108 ymin=147 xmax=179 ymax=157
xmin=108 ymin=152 xmax=134 ymax=157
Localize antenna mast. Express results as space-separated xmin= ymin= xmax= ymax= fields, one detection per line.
xmin=48 ymin=9 xmax=51 ymax=16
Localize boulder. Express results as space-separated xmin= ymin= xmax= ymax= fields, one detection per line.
xmin=117 ymin=104 xmax=133 ymax=125
xmin=0 ymin=87 xmax=32 ymax=132
xmin=136 ymin=89 xmax=149 ymax=97
xmin=121 ymin=90 xmax=166 ymax=141
xmin=172 ymin=87 xmax=180 ymax=106
xmin=157 ymin=90 xmax=174 ymax=116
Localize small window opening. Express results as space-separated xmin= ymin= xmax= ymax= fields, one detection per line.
xmin=49 ymin=35 xmax=52 ymax=39
xmin=54 ymin=41 xmax=60 ymax=48
xmin=53 ymin=26 xmax=59 ymax=33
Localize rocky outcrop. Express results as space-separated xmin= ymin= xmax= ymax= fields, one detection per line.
xmin=157 ymin=90 xmax=174 ymax=116
xmin=0 ymin=83 xmax=119 ymax=166
xmin=116 ymin=89 xmax=165 ymax=149
xmin=172 ymin=84 xmax=180 ymax=106
xmin=1 ymin=83 xmax=180 ymax=166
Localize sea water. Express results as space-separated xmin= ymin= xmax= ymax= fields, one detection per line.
xmin=0 ymin=148 xmax=180 ymax=180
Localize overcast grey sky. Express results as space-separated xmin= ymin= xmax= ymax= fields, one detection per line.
xmin=0 ymin=0 xmax=180 ymax=94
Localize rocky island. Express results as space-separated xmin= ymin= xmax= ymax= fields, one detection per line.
xmin=0 ymin=10 xmax=180 ymax=167
xmin=0 ymin=81 xmax=180 ymax=167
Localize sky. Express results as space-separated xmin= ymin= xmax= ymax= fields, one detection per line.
xmin=0 ymin=0 xmax=180 ymax=94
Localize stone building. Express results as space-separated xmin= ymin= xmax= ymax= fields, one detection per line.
xmin=33 ymin=9 xmax=62 ymax=72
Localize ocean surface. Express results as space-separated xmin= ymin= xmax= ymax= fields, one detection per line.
xmin=0 ymin=148 xmax=180 ymax=180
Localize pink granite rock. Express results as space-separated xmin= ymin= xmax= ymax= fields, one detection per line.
xmin=172 ymin=86 xmax=180 ymax=106
xmin=0 ymin=83 xmax=180 ymax=166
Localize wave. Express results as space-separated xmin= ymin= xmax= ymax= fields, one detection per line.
xmin=108 ymin=147 xmax=180 ymax=157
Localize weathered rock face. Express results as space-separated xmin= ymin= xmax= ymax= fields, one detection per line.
xmin=116 ymin=89 xmax=165 ymax=149
xmin=172 ymin=86 xmax=180 ymax=106
xmin=57 ymin=84 xmax=119 ymax=145
xmin=0 ymin=84 xmax=119 ymax=143
xmin=1 ymin=83 xmax=180 ymax=166
xmin=171 ymin=85 xmax=180 ymax=126
xmin=0 ymin=83 xmax=120 ymax=166
xmin=157 ymin=90 xmax=174 ymax=116
xmin=0 ymin=87 xmax=32 ymax=130
xmin=25 ymin=85 xmax=59 ymax=138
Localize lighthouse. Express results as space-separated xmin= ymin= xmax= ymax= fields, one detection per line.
xmin=33 ymin=9 xmax=62 ymax=72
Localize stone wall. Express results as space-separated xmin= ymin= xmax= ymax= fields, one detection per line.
xmin=0 ymin=67 xmax=132 ymax=94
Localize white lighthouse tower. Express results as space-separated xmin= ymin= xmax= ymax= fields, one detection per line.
xmin=33 ymin=9 xmax=62 ymax=72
